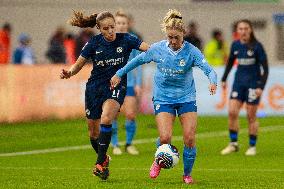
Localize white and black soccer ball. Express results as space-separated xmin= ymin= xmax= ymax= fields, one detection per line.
xmin=155 ymin=144 xmax=179 ymax=169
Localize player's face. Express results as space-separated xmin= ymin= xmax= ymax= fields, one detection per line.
xmin=115 ymin=16 xmax=129 ymax=33
xmin=166 ymin=28 xmax=184 ymax=51
xmin=237 ymin=22 xmax=252 ymax=43
xmin=98 ymin=17 xmax=116 ymax=42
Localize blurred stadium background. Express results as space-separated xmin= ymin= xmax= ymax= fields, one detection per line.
xmin=0 ymin=0 xmax=284 ymax=188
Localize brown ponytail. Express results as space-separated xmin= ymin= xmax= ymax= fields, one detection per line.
xmin=68 ymin=10 xmax=114 ymax=28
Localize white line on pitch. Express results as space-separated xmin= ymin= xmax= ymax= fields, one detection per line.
xmin=0 ymin=167 xmax=283 ymax=173
xmin=0 ymin=125 xmax=283 ymax=157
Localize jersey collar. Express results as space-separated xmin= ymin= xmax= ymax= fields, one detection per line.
xmin=166 ymin=41 xmax=186 ymax=56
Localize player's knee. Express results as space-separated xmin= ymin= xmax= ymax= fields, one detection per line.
xmin=247 ymin=114 xmax=256 ymax=124
xmin=229 ymin=109 xmax=238 ymax=119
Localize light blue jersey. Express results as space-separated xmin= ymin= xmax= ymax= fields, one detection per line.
xmin=116 ymin=40 xmax=217 ymax=104
xmin=127 ymin=49 xmax=142 ymax=87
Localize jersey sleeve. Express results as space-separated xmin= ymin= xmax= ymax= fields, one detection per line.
xmin=126 ymin=33 xmax=142 ymax=50
xmin=116 ymin=45 xmax=154 ymax=78
xmin=256 ymin=42 xmax=269 ymax=89
xmin=193 ymin=47 xmax=217 ymax=85
xmin=80 ymin=38 xmax=94 ymax=59
xmin=221 ymin=42 xmax=236 ymax=82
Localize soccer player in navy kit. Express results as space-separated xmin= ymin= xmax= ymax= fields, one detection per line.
xmin=60 ymin=10 xmax=149 ymax=180
xmin=111 ymin=9 xmax=217 ymax=184
xmin=220 ymin=19 xmax=269 ymax=156
xmin=111 ymin=10 xmax=142 ymax=155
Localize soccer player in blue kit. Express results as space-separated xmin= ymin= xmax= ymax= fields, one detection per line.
xmin=220 ymin=19 xmax=269 ymax=156
xmin=111 ymin=10 xmax=143 ymax=155
xmin=60 ymin=10 xmax=149 ymax=180
xmin=111 ymin=9 xmax=217 ymax=184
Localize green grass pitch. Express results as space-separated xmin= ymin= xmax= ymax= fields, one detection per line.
xmin=0 ymin=115 xmax=284 ymax=188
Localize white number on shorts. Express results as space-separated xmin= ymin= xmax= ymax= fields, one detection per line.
xmin=112 ymin=89 xmax=120 ymax=98
xmin=248 ymin=88 xmax=257 ymax=102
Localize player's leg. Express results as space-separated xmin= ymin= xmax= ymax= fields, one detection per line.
xmin=221 ymin=99 xmax=243 ymax=155
xmin=88 ymin=119 xmax=100 ymax=154
xmin=111 ymin=116 xmax=122 ymax=155
xmin=178 ymin=102 xmax=197 ymax=184
xmin=123 ymin=95 xmax=139 ymax=155
xmin=150 ymin=104 xmax=176 ymax=179
xmin=245 ymin=103 xmax=259 ymax=156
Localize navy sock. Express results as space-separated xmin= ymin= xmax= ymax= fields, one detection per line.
xmin=229 ymin=129 xmax=238 ymax=142
xmin=96 ymin=124 xmax=112 ymax=165
xmin=249 ymin=135 xmax=257 ymax=147
xmin=90 ymin=137 xmax=98 ymax=154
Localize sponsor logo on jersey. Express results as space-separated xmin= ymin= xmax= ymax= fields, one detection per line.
xmin=179 ymin=59 xmax=186 ymax=66
xmin=117 ymin=47 xmax=123 ymax=53
xmin=237 ymin=58 xmax=255 ymax=65
xmin=247 ymin=50 xmax=254 ymax=56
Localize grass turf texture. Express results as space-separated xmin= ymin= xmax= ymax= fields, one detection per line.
xmin=0 ymin=116 xmax=284 ymax=188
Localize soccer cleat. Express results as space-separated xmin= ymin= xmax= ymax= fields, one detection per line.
xmin=221 ymin=143 xmax=239 ymax=155
xmin=126 ymin=145 xmax=139 ymax=155
xmin=93 ymin=155 xmax=110 ymax=180
xmin=113 ymin=146 xmax=122 ymax=155
xmin=183 ymin=175 xmax=194 ymax=184
xmin=245 ymin=146 xmax=256 ymax=156
xmin=149 ymin=160 xmax=161 ymax=179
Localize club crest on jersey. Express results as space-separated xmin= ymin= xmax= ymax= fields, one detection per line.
xmin=117 ymin=47 xmax=123 ymax=53
xmin=234 ymin=51 xmax=239 ymax=55
xmin=247 ymin=50 xmax=254 ymax=56
xmin=179 ymin=59 xmax=186 ymax=66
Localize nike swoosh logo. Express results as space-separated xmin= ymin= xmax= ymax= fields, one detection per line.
xmin=96 ymin=51 xmax=103 ymax=54
xmin=99 ymin=143 xmax=106 ymax=146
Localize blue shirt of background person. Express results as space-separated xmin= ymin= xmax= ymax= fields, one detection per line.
xmin=13 ymin=33 xmax=35 ymax=65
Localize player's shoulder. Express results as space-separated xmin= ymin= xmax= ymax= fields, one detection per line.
xmin=184 ymin=41 xmax=201 ymax=55
xmin=151 ymin=40 xmax=167 ymax=49
xmin=88 ymin=34 xmax=103 ymax=44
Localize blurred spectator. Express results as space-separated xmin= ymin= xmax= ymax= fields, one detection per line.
xmin=75 ymin=29 xmax=94 ymax=59
xmin=184 ymin=22 xmax=202 ymax=50
xmin=64 ymin=33 xmax=76 ymax=64
xmin=128 ymin=14 xmax=143 ymax=40
xmin=0 ymin=23 xmax=12 ymax=64
xmin=46 ymin=27 xmax=66 ymax=64
xmin=13 ymin=33 xmax=35 ymax=65
xmin=204 ymin=29 xmax=228 ymax=67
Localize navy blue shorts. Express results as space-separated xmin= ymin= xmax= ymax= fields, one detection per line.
xmin=126 ymin=86 xmax=135 ymax=96
xmin=230 ymin=83 xmax=260 ymax=105
xmin=153 ymin=101 xmax=197 ymax=116
xmin=85 ymin=84 xmax=126 ymax=119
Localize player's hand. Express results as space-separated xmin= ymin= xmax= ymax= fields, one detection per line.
xmin=209 ymin=84 xmax=217 ymax=95
xmin=134 ymin=86 xmax=142 ymax=97
xmin=60 ymin=69 xmax=72 ymax=79
xmin=221 ymin=82 xmax=227 ymax=89
xmin=255 ymin=88 xmax=263 ymax=97
xmin=110 ymin=75 xmax=121 ymax=89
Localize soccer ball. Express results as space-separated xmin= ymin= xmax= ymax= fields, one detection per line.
xmin=155 ymin=144 xmax=179 ymax=169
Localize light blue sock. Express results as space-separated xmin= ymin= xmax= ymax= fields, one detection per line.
xmin=111 ymin=120 xmax=118 ymax=146
xmin=125 ymin=120 xmax=136 ymax=145
xmin=183 ymin=146 xmax=197 ymax=176
xmin=156 ymin=137 xmax=161 ymax=148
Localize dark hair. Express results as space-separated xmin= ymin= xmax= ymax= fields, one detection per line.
xmin=236 ymin=19 xmax=257 ymax=43
xmin=2 ymin=22 xmax=11 ymax=31
xmin=68 ymin=10 xmax=114 ymax=28
xmin=212 ymin=29 xmax=222 ymax=39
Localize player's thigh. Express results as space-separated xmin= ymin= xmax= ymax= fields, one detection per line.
xmin=155 ymin=112 xmax=175 ymax=142
xmin=101 ymin=99 xmax=121 ymax=124
xmin=179 ymin=112 xmax=197 ymax=139
xmin=228 ymin=99 xmax=243 ymax=117
xmin=121 ymin=96 xmax=138 ymax=118
xmin=87 ymin=119 xmax=100 ymax=137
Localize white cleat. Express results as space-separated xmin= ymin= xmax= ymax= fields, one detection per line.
xmin=112 ymin=146 xmax=122 ymax=155
xmin=126 ymin=145 xmax=139 ymax=155
xmin=245 ymin=146 xmax=256 ymax=156
xmin=221 ymin=142 xmax=239 ymax=155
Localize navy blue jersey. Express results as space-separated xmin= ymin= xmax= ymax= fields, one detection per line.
xmin=80 ymin=33 xmax=142 ymax=86
xmin=222 ymin=40 xmax=269 ymax=89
